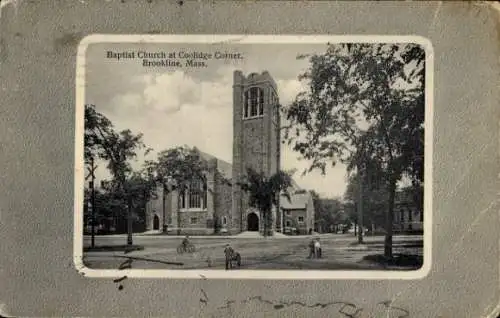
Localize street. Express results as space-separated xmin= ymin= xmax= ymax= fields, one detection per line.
xmin=82 ymin=233 xmax=423 ymax=270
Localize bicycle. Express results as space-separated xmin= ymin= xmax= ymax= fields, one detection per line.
xmin=177 ymin=243 xmax=196 ymax=254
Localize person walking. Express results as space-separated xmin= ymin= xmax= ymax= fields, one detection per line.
xmin=224 ymin=243 xmax=235 ymax=270
xmin=308 ymin=238 xmax=316 ymax=259
xmin=314 ymin=238 xmax=322 ymax=258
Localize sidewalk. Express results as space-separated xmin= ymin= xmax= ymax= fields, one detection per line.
xmin=83 ymin=233 xmax=233 ymax=239
xmin=83 ymin=233 xmax=309 ymax=239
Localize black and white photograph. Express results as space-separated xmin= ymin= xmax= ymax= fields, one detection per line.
xmin=75 ymin=35 xmax=432 ymax=278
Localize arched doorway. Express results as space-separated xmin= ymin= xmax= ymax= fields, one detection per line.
xmin=247 ymin=212 xmax=259 ymax=231
xmin=153 ymin=215 xmax=160 ymax=230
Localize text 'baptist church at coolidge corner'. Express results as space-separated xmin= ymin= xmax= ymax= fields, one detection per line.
xmin=106 ymin=50 xmax=244 ymax=67
xmin=106 ymin=50 xmax=244 ymax=61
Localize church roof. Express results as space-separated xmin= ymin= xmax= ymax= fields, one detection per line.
xmin=288 ymin=178 xmax=301 ymax=192
xmin=280 ymin=192 xmax=311 ymax=210
xmin=193 ymin=148 xmax=233 ymax=180
xmin=192 ymin=147 xmax=305 ymax=194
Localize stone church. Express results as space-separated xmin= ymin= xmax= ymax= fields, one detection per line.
xmin=145 ymin=70 xmax=315 ymax=235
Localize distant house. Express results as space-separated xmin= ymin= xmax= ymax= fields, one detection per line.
xmin=393 ymin=188 xmax=423 ymax=233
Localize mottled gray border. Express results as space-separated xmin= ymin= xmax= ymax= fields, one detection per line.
xmin=0 ymin=1 xmax=498 ymax=317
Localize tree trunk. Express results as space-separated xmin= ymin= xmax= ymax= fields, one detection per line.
xmin=119 ymin=175 xmax=133 ymax=246
xmin=162 ymin=185 xmax=167 ymax=233
xmin=263 ymin=210 xmax=267 ymax=237
xmin=177 ymin=199 xmax=181 ymax=236
xmin=357 ymin=171 xmax=364 ymax=244
xmin=384 ymin=177 xmax=397 ymax=258
xmin=127 ymin=197 xmax=133 ymax=245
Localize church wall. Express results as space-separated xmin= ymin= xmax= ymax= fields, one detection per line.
xmin=238 ymin=115 xmax=265 ymax=233
xmin=145 ymin=185 xmax=166 ymax=231
xmin=242 ymin=119 xmax=267 ymax=173
xmin=231 ymin=70 xmax=245 ymax=233
xmin=214 ymin=170 xmax=233 ymax=233
xmin=177 ymin=211 xmax=212 ymax=235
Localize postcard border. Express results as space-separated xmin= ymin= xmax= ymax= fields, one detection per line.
xmin=74 ymin=34 xmax=433 ymax=280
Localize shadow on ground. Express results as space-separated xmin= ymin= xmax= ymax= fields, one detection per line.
xmin=362 ymin=254 xmax=423 ymax=269
xmin=83 ymin=245 xmax=144 ymax=253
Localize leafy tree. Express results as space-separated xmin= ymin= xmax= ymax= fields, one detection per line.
xmin=84 ymin=104 xmax=151 ymax=244
xmin=284 ymin=43 xmax=425 ymax=258
xmin=344 ymin=172 xmax=388 ymax=231
xmin=238 ymin=168 xmax=293 ymax=236
xmin=310 ymin=190 xmax=343 ymax=233
xmin=144 ymin=146 xmax=210 ymax=235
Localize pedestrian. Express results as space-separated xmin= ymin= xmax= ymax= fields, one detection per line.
xmin=314 ymin=238 xmax=322 ymax=259
xmin=308 ymin=238 xmax=315 ymax=259
xmin=224 ymin=243 xmax=235 ymax=270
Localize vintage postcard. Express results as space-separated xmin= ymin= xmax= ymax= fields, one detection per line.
xmin=74 ymin=35 xmax=433 ymax=279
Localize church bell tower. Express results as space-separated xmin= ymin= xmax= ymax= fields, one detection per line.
xmin=231 ymin=71 xmax=281 ymax=235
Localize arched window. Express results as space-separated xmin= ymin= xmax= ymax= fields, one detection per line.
xmin=189 ymin=179 xmax=203 ymax=209
xmin=178 ymin=178 xmax=208 ymax=210
xmin=179 ymin=187 xmax=186 ymax=209
xmin=244 ymin=87 xmax=264 ymax=118
xmin=203 ymin=181 xmax=208 ymax=209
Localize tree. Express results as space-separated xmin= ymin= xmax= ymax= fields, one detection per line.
xmin=145 ymin=146 xmax=210 ymax=235
xmin=310 ymin=190 xmax=343 ymax=233
xmin=284 ymin=43 xmax=425 ymax=258
xmin=344 ymin=171 xmax=389 ymax=232
xmin=84 ymin=104 xmax=151 ymax=245
xmin=238 ymin=168 xmax=293 ymax=237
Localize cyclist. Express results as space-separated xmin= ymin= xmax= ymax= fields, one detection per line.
xmin=182 ymin=235 xmax=190 ymax=249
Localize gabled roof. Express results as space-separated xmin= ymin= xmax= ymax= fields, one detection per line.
xmin=215 ymin=159 xmax=232 ymax=181
xmin=280 ymin=191 xmax=311 ymax=210
xmin=193 ymin=148 xmax=232 ymax=180
xmin=192 ymin=147 xmax=306 ymax=189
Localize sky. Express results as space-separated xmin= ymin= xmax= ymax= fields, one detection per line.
xmin=83 ymin=42 xmax=387 ymax=199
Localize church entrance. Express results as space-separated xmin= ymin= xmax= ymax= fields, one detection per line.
xmin=153 ymin=215 xmax=160 ymax=230
xmin=247 ymin=212 xmax=259 ymax=231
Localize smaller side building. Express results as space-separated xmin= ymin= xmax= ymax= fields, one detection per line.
xmin=280 ymin=191 xmax=315 ymax=235
xmin=393 ymin=188 xmax=423 ymax=233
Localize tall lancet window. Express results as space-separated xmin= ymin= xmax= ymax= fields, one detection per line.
xmin=188 ymin=179 xmax=203 ymax=209
xmin=179 ymin=187 xmax=186 ymax=209
xmin=179 ymin=178 xmax=208 ymax=210
xmin=244 ymin=87 xmax=264 ymax=119
xmin=202 ymin=181 xmax=208 ymax=209
xmin=258 ymin=89 xmax=264 ymax=115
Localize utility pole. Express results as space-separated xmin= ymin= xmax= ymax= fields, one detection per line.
xmin=119 ymin=172 xmax=133 ymax=246
xmin=86 ymin=157 xmax=97 ymax=248
xmin=357 ymin=165 xmax=364 ymax=244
